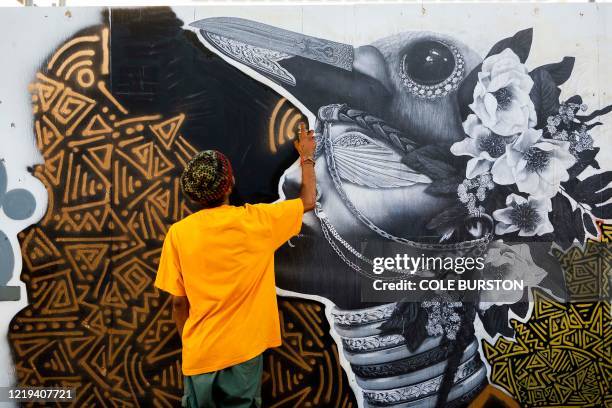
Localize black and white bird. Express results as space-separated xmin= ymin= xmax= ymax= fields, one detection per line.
xmin=190 ymin=17 xmax=482 ymax=145
xmin=189 ymin=17 xmax=486 ymax=309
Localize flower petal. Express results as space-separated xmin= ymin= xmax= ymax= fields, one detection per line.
xmin=466 ymin=158 xmax=493 ymax=179
xmin=506 ymin=193 xmax=526 ymax=205
xmin=451 ymin=138 xmax=479 ymax=158
xmin=532 ymin=141 xmax=557 ymax=152
xmin=534 ymin=217 xmax=554 ymax=235
xmin=518 ymin=227 xmax=537 ymax=237
xmin=488 ymin=72 xmax=512 ymax=92
xmin=515 ymin=170 xmax=541 ymax=195
xmin=514 ymin=128 xmax=542 ymax=152
xmin=462 ymin=114 xmax=481 ymax=135
xmin=529 ymin=196 xmax=553 ymax=212
xmin=484 ymin=93 xmax=499 ymax=121
xmin=492 ymin=207 xmax=515 ymax=224
xmin=496 ymin=222 xmax=519 ymax=235
xmin=491 ymin=155 xmax=516 ymax=185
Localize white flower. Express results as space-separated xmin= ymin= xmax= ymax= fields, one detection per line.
xmin=470 ymin=48 xmax=537 ymax=136
xmin=451 ymin=114 xmax=510 ymax=178
xmin=491 ymin=128 xmax=576 ymax=197
xmin=479 ymin=241 xmax=547 ymax=310
xmin=493 ymin=193 xmax=553 ymax=236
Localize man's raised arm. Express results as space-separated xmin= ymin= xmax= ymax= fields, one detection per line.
xmin=294 ymin=122 xmax=316 ymax=212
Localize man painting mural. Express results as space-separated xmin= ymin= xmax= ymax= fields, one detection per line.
xmin=154 ymin=123 xmax=316 ymax=407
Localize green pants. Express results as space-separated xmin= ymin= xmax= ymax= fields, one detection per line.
xmin=182 ymin=355 xmax=263 ymax=408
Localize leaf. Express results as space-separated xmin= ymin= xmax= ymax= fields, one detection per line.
xmin=509 ymin=300 xmax=529 ymax=320
xmin=486 ymin=28 xmax=533 ymax=63
xmin=551 ymin=195 xmax=578 ymax=250
xmin=573 ymin=208 xmax=585 ymax=244
xmin=567 ymin=147 xmax=600 ymax=179
xmin=573 ymin=171 xmax=612 ymax=205
xmin=586 ymin=122 xmax=602 ymax=130
xmin=596 ymin=189 xmax=612 ymax=204
xmin=412 ymin=144 xmax=457 ymax=162
xmin=592 ymin=203 xmax=612 ymax=220
xmin=457 ymin=65 xmax=480 ymax=121
xmin=379 ymin=303 xmax=428 ymax=352
xmin=576 ymin=104 xmax=612 ymax=122
xmin=404 ymin=308 xmax=429 ymax=352
xmin=529 ymin=69 xmax=561 ymax=129
xmin=425 ymin=177 xmax=463 ymax=196
xmin=566 ymin=95 xmax=583 ymax=105
xmin=479 ymin=305 xmax=513 ymax=338
xmin=378 ymin=301 xmax=419 ymax=333
xmin=403 ymin=146 xmax=458 ymax=180
xmin=536 ymin=57 xmax=575 ymax=86
xmin=426 ymin=204 xmax=468 ymax=230
xmin=583 ymin=212 xmax=598 ymax=236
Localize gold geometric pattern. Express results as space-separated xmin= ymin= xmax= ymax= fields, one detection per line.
xmin=483 ymin=223 xmax=612 ymax=408
xmin=483 ymin=290 xmax=610 ymax=407
xmin=10 ymin=26 xmax=199 ymax=407
xmin=551 ymin=222 xmax=612 ymax=301
xmin=263 ymin=299 xmax=355 ymax=408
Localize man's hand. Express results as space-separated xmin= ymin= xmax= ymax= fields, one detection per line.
xmin=294 ymin=122 xmax=316 ymax=161
xmin=294 ymin=122 xmax=316 ymax=212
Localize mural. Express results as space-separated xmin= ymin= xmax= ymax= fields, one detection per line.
xmin=0 ymin=4 xmax=610 ymax=408
xmin=189 ymin=11 xmax=611 ymax=408
xmin=5 ymin=9 xmax=355 ymax=407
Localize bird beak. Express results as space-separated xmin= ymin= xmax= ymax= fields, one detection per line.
xmin=190 ymin=17 xmax=355 ymax=79
xmin=190 ymin=18 xmax=392 ymax=111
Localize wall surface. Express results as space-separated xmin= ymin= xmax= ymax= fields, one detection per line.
xmin=0 ymin=4 xmax=610 ymax=408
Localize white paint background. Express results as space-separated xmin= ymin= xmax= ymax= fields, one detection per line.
xmin=0 ymin=7 xmax=103 ymax=403
xmin=0 ymin=3 xmax=609 ymax=405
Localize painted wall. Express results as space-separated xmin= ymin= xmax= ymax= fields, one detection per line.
xmin=0 ymin=4 xmax=610 ymax=408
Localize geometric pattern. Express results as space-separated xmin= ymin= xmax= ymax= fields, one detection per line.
xmin=9 ymin=25 xmax=199 ymax=407
xmin=483 ymin=224 xmax=612 ymax=408
xmin=482 ymin=228 xmax=612 ymax=407
xmin=482 ymin=290 xmax=610 ymax=407
xmin=9 ymin=25 xmax=355 ymax=407
xmin=551 ymin=222 xmax=612 ymax=301
xmin=263 ymin=299 xmax=356 ymax=408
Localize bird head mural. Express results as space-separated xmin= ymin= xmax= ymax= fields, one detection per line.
xmin=189 ymin=16 xmax=612 ymax=408
xmin=190 ymin=17 xmax=482 ymax=146
xmin=189 ymin=18 xmax=498 ymax=406
xmin=189 ymin=17 xmax=491 ymax=309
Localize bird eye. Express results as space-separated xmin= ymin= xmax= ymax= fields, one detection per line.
xmin=399 ymin=39 xmax=465 ymax=99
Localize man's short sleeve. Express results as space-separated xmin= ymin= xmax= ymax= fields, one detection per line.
xmin=252 ymin=199 xmax=304 ymax=249
xmin=155 ymin=226 xmax=186 ymax=297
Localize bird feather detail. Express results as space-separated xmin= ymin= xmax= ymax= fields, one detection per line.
xmin=332 ymin=131 xmax=431 ymax=188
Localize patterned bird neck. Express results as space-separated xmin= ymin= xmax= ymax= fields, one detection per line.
xmin=313 ymin=104 xmax=491 ymax=280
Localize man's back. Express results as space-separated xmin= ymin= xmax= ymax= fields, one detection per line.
xmin=155 ymin=199 xmax=303 ymax=375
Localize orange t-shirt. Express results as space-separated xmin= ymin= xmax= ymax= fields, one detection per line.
xmin=154 ymin=199 xmax=303 ymax=375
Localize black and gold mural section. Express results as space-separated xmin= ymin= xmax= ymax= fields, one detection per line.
xmin=6 ymin=7 xmax=611 ymax=408
xmin=484 ymin=226 xmax=612 ymax=407
xmin=8 ymin=10 xmax=354 ymax=407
